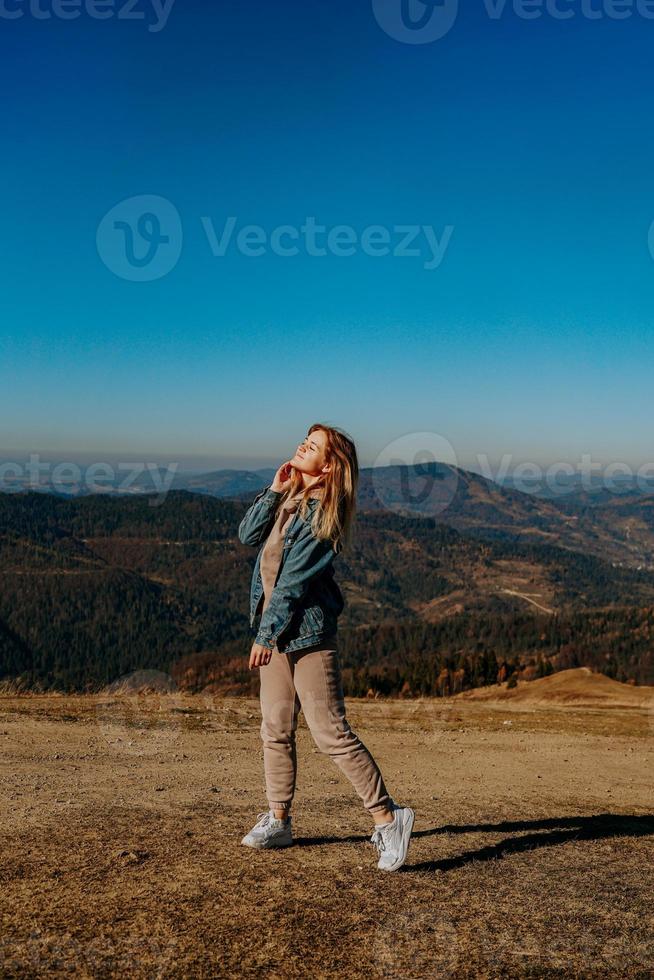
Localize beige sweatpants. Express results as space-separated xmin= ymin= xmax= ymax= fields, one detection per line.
xmin=258 ymin=634 xmax=393 ymax=815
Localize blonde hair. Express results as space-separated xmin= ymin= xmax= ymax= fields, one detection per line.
xmin=280 ymin=422 xmax=358 ymax=554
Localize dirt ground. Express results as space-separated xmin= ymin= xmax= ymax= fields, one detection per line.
xmin=1 ymin=673 xmax=653 ymax=978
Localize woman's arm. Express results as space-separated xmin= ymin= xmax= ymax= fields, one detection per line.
xmin=254 ymin=521 xmax=336 ymax=649
xmin=237 ymin=486 xmax=284 ymax=547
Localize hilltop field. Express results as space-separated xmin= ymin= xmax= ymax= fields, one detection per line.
xmin=1 ymin=668 xmax=653 ymax=978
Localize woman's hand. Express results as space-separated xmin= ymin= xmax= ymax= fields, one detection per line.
xmin=249 ymin=642 xmax=273 ymax=669
xmin=270 ymin=460 xmax=294 ymax=493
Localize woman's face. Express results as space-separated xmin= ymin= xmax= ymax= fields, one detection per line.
xmin=290 ymin=429 xmax=330 ymax=477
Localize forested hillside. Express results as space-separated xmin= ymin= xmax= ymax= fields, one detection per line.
xmin=1 ymin=490 xmax=653 ymax=694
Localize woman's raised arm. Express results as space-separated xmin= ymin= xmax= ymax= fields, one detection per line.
xmin=237 ymin=487 xmax=284 ymax=547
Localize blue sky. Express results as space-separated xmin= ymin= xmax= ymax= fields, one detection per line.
xmin=1 ymin=0 xmax=653 ymax=475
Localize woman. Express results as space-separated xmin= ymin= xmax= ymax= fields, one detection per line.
xmin=237 ymin=422 xmax=415 ymax=872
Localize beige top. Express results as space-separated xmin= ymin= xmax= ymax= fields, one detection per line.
xmin=259 ymin=486 xmax=321 ymax=615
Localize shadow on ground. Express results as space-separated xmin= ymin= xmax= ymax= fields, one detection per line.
xmin=296 ymin=812 xmax=654 ymax=873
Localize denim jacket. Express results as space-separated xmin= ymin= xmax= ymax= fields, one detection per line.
xmin=237 ymin=486 xmax=345 ymax=653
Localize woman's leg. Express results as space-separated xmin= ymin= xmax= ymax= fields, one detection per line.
xmin=259 ymin=646 xmax=301 ymax=817
xmin=292 ymin=636 xmax=394 ymax=821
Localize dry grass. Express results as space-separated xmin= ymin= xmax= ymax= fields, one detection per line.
xmin=456 ymin=667 xmax=654 ymax=709
xmin=1 ymin=680 xmax=653 ymax=978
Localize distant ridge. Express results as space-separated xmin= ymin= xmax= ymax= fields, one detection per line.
xmin=6 ymin=460 xmax=654 ymax=569
xmin=179 ymin=462 xmax=654 ymax=570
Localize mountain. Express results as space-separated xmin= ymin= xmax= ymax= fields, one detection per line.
xmin=552 ymin=491 xmax=654 ymax=570
xmin=1 ymin=489 xmax=654 ymax=694
xmin=146 ymin=467 xmax=276 ymax=497
xmin=11 ymin=461 xmax=654 ymax=570
xmin=169 ymin=462 xmax=654 ymax=570
xmin=499 ymin=472 xmax=654 ymax=502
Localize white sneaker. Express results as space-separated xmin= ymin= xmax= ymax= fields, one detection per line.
xmin=241 ymin=810 xmax=294 ymax=849
xmin=370 ymin=803 xmax=415 ymax=871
